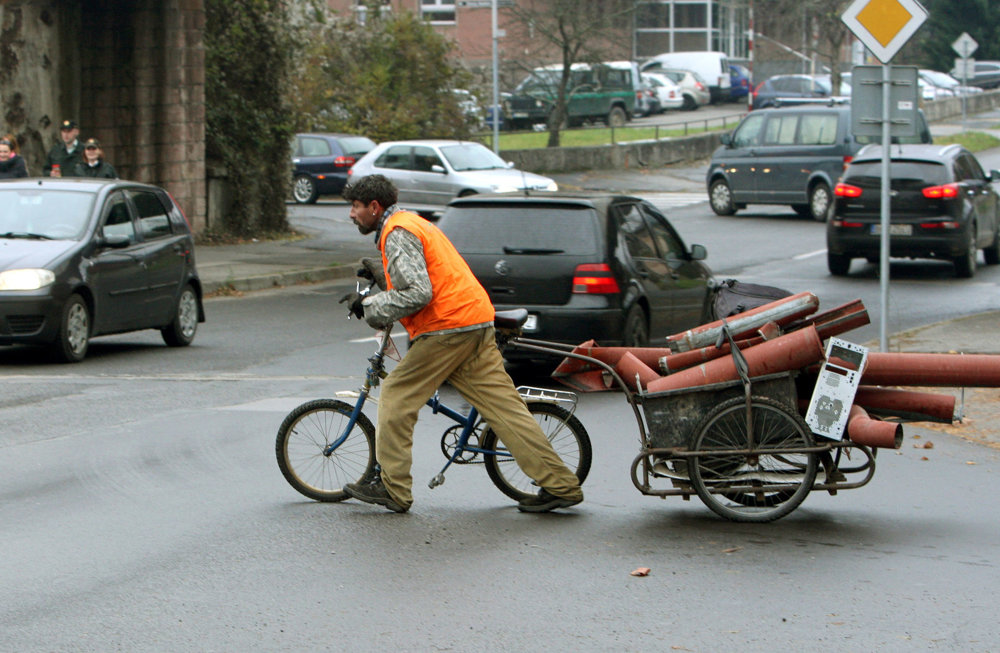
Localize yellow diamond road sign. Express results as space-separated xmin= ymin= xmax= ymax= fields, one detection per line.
xmin=842 ymin=0 xmax=928 ymax=64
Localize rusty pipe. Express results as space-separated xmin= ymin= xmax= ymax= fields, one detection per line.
xmin=614 ymin=351 xmax=662 ymax=392
xmin=846 ymin=404 xmax=903 ymax=449
xmin=647 ymin=325 xmax=825 ymax=393
xmin=861 ymin=352 xmax=1000 ymax=387
xmin=665 ymin=291 xmax=820 ymax=352
xmin=854 ymin=386 xmax=956 ymax=423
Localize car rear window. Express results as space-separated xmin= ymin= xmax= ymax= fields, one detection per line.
xmin=440 ymin=204 xmax=602 ymax=256
xmin=339 ymin=137 xmax=375 ymax=155
xmin=845 ymin=160 xmax=948 ymax=186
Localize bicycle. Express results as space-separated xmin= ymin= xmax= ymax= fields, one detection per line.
xmin=275 ymin=307 xmax=592 ymax=503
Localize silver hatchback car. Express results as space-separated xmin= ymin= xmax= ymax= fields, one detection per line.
xmin=346 ymin=140 xmax=557 ymax=217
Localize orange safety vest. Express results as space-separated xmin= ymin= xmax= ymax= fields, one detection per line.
xmin=379 ymin=210 xmax=494 ymax=339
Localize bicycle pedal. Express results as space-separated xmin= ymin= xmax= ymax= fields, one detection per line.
xmin=428 ymin=473 xmax=445 ymax=489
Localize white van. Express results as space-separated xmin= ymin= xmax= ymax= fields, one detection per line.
xmin=641 ymin=51 xmax=731 ymax=103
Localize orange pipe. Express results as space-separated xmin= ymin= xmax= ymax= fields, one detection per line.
xmin=614 ymin=351 xmax=661 ymax=392
xmin=861 ymin=352 xmax=1000 ymax=387
xmin=853 ymin=386 xmax=955 ymax=423
xmin=846 ymin=404 xmax=903 ymax=449
xmin=647 ymin=325 xmax=824 ymax=393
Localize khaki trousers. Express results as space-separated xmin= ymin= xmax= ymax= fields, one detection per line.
xmin=375 ymin=327 xmax=583 ymax=509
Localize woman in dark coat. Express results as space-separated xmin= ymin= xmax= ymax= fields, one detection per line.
xmin=0 ymin=136 xmax=28 ymax=179
xmin=72 ymin=138 xmax=118 ymax=179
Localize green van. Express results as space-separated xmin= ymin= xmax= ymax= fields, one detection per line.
xmin=504 ymin=61 xmax=640 ymax=130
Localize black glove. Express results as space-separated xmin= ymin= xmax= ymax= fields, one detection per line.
xmin=356 ymin=257 xmax=387 ymax=291
xmin=339 ymin=291 xmax=365 ymax=320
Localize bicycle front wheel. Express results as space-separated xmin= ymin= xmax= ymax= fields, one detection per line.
xmin=275 ymin=399 xmax=375 ymax=502
xmin=481 ymin=401 xmax=592 ymax=501
xmin=689 ymin=396 xmax=818 ymax=522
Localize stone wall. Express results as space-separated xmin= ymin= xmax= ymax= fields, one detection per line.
xmin=0 ymin=0 xmax=206 ymax=231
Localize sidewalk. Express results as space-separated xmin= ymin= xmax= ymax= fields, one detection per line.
xmin=193 ymin=111 xmax=1000 ymax=448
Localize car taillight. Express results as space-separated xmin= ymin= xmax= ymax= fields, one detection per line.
xmin=919 ymin=221 xmax=961 ymax=229
xmin=572 ymin=263 xmax=620 ymax=294
xmin=334 ymin=155 xmax=356 ymax=168
xmin=834 ymin=183 xmax=863 ymax=198
xmin=922 ymin=183 xmax=960 ymax=199
xmin=831 ymin=219 xmax=864 ymax=227
xmin=695 ymin=81 xmax=706 ymax=91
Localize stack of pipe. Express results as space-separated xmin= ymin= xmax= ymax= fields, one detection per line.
xmin=551 ymin=294 xmax=1000 ymax=450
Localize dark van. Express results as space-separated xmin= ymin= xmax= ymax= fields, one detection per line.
xmin=705 ymin=105 xmax=932 ymax=221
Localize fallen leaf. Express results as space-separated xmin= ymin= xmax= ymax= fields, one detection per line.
xmin=921 ymin=456 xmax=929 ymax=461
xmin=966 ymin=461 xmax=977 ymax=465
xmin=722 ymin=547 xmax=743 ymax=554
xmin=630 ymin=567 xmax=651 ymax=577
xmin=923 ymin=441 xmax=934 ymax=449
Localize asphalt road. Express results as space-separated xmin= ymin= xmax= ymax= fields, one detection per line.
xmin=3 ymin=188 xmax=1000 ymax=649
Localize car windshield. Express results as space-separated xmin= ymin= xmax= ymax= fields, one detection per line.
xmin=0 ymin=189 xmax=96 ymax=240
xmin=442 ymin=204 xmax=601 ymax=255
xmin=339 ymin=137 xmax=376 ymax=155
xmin=440 ymin=144 xmax=508 ymax=171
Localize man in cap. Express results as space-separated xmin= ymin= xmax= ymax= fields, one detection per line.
xmin=43 ymin=119 xmax=83 ymax=177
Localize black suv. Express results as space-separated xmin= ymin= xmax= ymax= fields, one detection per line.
xmin=707 ymin=105 xmax=932 ymax=221
xmin=436 ymin=192 xmax=714 ymax=356
xmin=827 ymin=144 xmax=1000 ymax=278
xmin=292 ymin=133 xmax=376 ymax=204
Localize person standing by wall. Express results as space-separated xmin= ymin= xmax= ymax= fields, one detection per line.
xmin=43 ymin=119 xmax=83 ymax=177
xmin=72 ymin=138 xmax=118 ymax=178
xmin=0 ymin=135 xmax=28 ymax=179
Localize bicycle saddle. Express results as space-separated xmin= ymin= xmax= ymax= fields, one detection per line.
xmin=494 ymin=308 xmax=529 ymax=330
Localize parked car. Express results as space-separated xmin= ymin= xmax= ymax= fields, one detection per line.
xmin=950 ymin=60 xmax=1000 ymax=89
xmin=452 ymin=88 xmax=486 ymax=128
xmin=635 ymin=77 xmax=661 ymax=117
xmin=729 ymin=64 xmax=751 ymax=101
xmin=436 ymin=191 xmax=714 ymax=357
xmin=642 ymin=72 xmax=684 ymax=111
xmin=0 ymin=178 xmax=205 ymax=362
xmin=504 ymin=61 xmax=640 ymax=130
xmin=640 ymin=51 xmax=731 ymax=103
xmin=919 ymin=69 xmax=982 ymax=97
xmin=827 ymin=144 xmax=1000 ymax=278
xmin=706 ymin=105 xmax=933 ymax=221
xmin=645 ymin=68 xmax=709 ymax=110
xmin=292 ymin=133 xmax=377 ymax=204
xmin=347 ymin=140 xmax=558 ymax=218
xmin=751 ymin=74 xmax=831 ymax=109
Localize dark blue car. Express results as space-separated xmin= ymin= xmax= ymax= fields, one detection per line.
xmin=292 ymin=133 xmax=376 ymax=204
xmin=729 ymin=64 xmax=751 ymax=101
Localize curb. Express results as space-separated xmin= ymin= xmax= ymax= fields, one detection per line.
xmin=202 ymin=265 xmax=356 ymax=296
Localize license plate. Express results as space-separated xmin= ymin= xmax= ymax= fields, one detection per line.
xmin=512 ymin=112 xmax=529 ymax=118
xmin=523 ymin=314 xmax=538 ymax=331
xmin=871 ymin=224 xmax=912 ymax=236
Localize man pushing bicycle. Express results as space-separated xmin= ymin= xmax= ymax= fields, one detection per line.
xmin=338 ymin=174 xmax=584 ymax=513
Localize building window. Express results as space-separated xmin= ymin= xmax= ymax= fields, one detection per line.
xmin=422 ymin=0 xmax=456 ymax=24
xmin=355 ymin=1 xmax=391 ymax=26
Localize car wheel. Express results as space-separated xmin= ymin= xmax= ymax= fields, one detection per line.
xmin=809 ymin=183 xmax=832 ymax=222
xmin=293 ymin=175 xmax=318 ymax=204
xmin=681 ymin=94 xmax=698 ymax=111
xmin=954 ymin=227 xmax=977 ymax=278
xmin=607 ymin=106 xmax=627 ymax=128
xmin=622 ymin=304 xmax=649 ymax=348
xmin=709 ymin=178 xmax=737 ymax=216
xmin=161 ymin=284 xmax=199 ymax=347
xmin=984 ymin=226 xmax=1000 ymax=265
xmin=53 ymin=294 xmax=90 ymax=363
xmin=827 ymin=252 xmax=851 ymax=276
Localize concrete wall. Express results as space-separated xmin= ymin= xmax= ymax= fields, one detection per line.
xmin=0 ymin=0 xmax=206 ymax=231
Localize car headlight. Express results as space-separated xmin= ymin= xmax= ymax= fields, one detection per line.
xmin=0 ymin=269 xmax=56 ymax=291
xmin=542 ymin=181 xmax=558 ymax=192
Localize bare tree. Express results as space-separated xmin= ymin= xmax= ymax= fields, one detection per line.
xmin=506 ymin=0 xmax=639 ymax=147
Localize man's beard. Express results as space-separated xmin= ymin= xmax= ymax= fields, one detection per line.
xmin=355 ymin=221 xmax=375 ymax=235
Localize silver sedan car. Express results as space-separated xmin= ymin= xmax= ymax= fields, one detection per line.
xmin=346 ymin=140 xmax=558 ymax=217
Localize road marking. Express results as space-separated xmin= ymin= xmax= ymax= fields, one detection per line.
xmin=794 ymin=249 xmax=827 ymax=260
xmin=637 ymin=192 xmax=707 ymax=211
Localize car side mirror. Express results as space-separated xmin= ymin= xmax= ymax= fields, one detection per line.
xmin=505 ymin=161 xmax=515 ymax=169
xmin=720 ymin=133 xmax=732 ymax=146
xmin=990 ymin=169 xmax=1000 ymax=182
xmin=431 ymin=164 xmax=446 ymax=174
xmin=689 ymin=243 xmax=707 ymax=260
xmin=99 ymin=234 xmax=131 ymax=249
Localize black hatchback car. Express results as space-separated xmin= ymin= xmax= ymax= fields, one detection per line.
xmin=292 ymin=133 xmax=376 ymax=204
xmin=0 ymin=178 xmax=205 ymax=361
xmin=827 ymin=144 xmax=1000 ymax=278
xmin=436 ymin=192 xmax=714 ymax=355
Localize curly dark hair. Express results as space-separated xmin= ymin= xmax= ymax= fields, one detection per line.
xmin=342 ymin=174 xmax=398 ymax=208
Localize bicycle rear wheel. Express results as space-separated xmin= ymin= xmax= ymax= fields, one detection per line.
xmin=689 ymin=396 xmax=817 ymax=522
xmin=481 ymin=401 xmax=592 ymax=501
xmin=275 ymin=399 xmax=375 ymax=502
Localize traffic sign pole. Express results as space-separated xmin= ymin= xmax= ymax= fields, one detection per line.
xmin=879 ymin=63 xmax=891 ymax=352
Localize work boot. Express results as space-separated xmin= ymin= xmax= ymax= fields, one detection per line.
xmin=344 ymin=477 xmax=408 ymax=513
xmin=516 ymin=488 xmax=582 ymax=513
